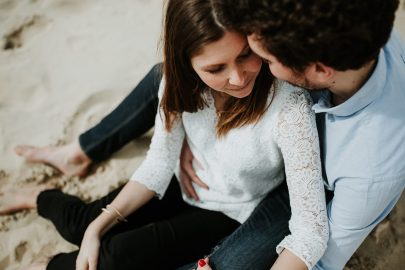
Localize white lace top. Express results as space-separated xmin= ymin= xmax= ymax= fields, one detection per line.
xmin=131 ymin=79 xmax=328 ymax=268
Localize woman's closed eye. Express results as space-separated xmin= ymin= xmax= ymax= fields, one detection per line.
xmin=206 ymin=65 xmax=225 ymax=74
xmin=238 ymin=48 xmax=253 ymax=60
xmin=203 ymin=47 xmax=254 ymax=74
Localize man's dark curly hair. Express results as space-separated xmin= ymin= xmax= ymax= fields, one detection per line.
xmin=211 ymin=0 xmax=399 ymax=71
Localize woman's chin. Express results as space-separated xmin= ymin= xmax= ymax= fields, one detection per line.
xmin=229 ymin=87 xmax=254 ymax=99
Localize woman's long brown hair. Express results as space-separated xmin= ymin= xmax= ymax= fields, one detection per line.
xmin=161 ymin=0 xmax=274 ymax=137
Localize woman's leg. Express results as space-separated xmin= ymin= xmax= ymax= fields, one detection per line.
xmin=36 ymin=177 xmax=188 ymax=246
xmin=14 ymin=63 xmax=162 ymax=176
xmin=37 ymin=186 xmax=123 ymax=246
xmin=45 ymin=180 xmax=240 ymax=270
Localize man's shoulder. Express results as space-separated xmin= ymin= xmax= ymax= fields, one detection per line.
xmin=385 ymin=29 xmax=405 ymax=57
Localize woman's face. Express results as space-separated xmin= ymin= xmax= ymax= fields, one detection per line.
xmin=191 ymin=31 xmax=263 ymax=99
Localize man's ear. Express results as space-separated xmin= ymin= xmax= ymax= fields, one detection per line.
xmin=305 ymin=62 xmax=335 ymax=84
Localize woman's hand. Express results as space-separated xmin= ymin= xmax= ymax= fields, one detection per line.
xmin=76 ymin=226 xmax=101 ymax=270
xmin=74 ymin=181 xmax=155 ymax=270
xmin=195 ymin=258 xmax=212 ymax=270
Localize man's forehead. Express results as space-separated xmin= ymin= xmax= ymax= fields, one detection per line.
xmin=247 ymin=35 xmax=275 ymax=60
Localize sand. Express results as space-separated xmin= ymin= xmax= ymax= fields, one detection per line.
xmin=0 ymin=0 xmax=404 ymax=269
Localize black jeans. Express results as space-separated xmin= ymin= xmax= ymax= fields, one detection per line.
xmin=38 ymin=178 xmax=239 ymax=270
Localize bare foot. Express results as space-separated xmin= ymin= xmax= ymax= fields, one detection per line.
xmin=15 ymin=142 xmax=92 ymax=177
xmin=0 ymin=185 xmax=54 ymax=215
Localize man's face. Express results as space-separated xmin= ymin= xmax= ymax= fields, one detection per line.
xmin=247 ymin=34 xmax=325 ymax=90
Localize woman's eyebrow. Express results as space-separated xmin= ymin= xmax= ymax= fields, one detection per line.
xmin=200 ymin=43 xmax=250 ymax=70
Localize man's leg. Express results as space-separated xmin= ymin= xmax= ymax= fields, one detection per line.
xmin=179 ymin=182 xmax=292 ymax=270
xmin=79 ymin=63 xmax=162 ymax=161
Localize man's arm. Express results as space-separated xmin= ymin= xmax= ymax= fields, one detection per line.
xmin=314 ymin=177 xmax=404 ymax=269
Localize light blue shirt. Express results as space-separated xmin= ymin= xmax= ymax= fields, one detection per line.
xmin=312 ymin=30 xmax=405 ymax=270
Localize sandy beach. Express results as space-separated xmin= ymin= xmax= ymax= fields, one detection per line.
xmin=0 ymin=0 xmax=404 ymax=269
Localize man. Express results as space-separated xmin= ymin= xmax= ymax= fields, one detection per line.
xmin=189 ymin=0 xmax=405 ymax=269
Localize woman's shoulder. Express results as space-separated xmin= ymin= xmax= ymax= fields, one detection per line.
xmin=255 ymin=80 xmax=307 ymax=128
xmin=272 ymin=79 xmax=313 ymax=108
xmin=274 ymin=79 xmax=309 ymax=97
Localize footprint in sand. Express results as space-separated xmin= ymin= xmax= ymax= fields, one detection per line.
xmin=62 ymin=89 xmax=126 ymax=142
xmin=0 ymin=169 xmax=8 ymax=180
xmin=48 ymin=0 xmax=95 ymax=13
xmin=0 ymin=0 xmax=19 ymax=12
xmin=2 ymin=15 xmax=50 ymax=50
xmin=14 ymin=241 xmax=28 ymax=262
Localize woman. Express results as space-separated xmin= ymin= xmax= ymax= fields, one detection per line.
xmin=2 ymin=0 xmax=328 ymax=269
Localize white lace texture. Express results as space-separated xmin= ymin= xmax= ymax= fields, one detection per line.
xmin=275 ymin=83 xmax=328 ymax=269
xmin=131 ymin=82 xmax=185 ymax=198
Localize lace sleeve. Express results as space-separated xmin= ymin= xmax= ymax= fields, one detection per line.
xmin=130 ymin=79 xmax=185 ymax=198
xmin=274 ymin=85 xmax=328 ymax=269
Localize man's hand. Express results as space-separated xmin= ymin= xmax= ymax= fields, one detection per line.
xmin=179 ymin=139 xmax=208 ymax=201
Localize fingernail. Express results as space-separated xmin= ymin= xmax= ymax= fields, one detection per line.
xmin=198 ymin=259 xmax=206 ymax=267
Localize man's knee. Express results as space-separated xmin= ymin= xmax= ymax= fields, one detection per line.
xmin=208 ymin=243 xmax=278 ymax=270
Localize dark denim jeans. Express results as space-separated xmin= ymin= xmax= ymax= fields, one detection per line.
xmin=76 ymin=62 xmax=293 ymax=269
xmin=178 ymin=181 xmax=291 ymax=270
xmin=79 ymin=63 xmax=162 ymax=162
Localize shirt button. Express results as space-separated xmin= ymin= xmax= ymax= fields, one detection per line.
xmin=327 ymin=114 xmax=335 ymax=122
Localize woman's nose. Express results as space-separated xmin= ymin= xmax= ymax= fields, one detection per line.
xmin=228 ymin=67 xmax=246 ymax=86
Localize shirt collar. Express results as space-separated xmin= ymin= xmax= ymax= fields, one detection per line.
xmin=312 ymin=49 xmax=387 ymax=116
